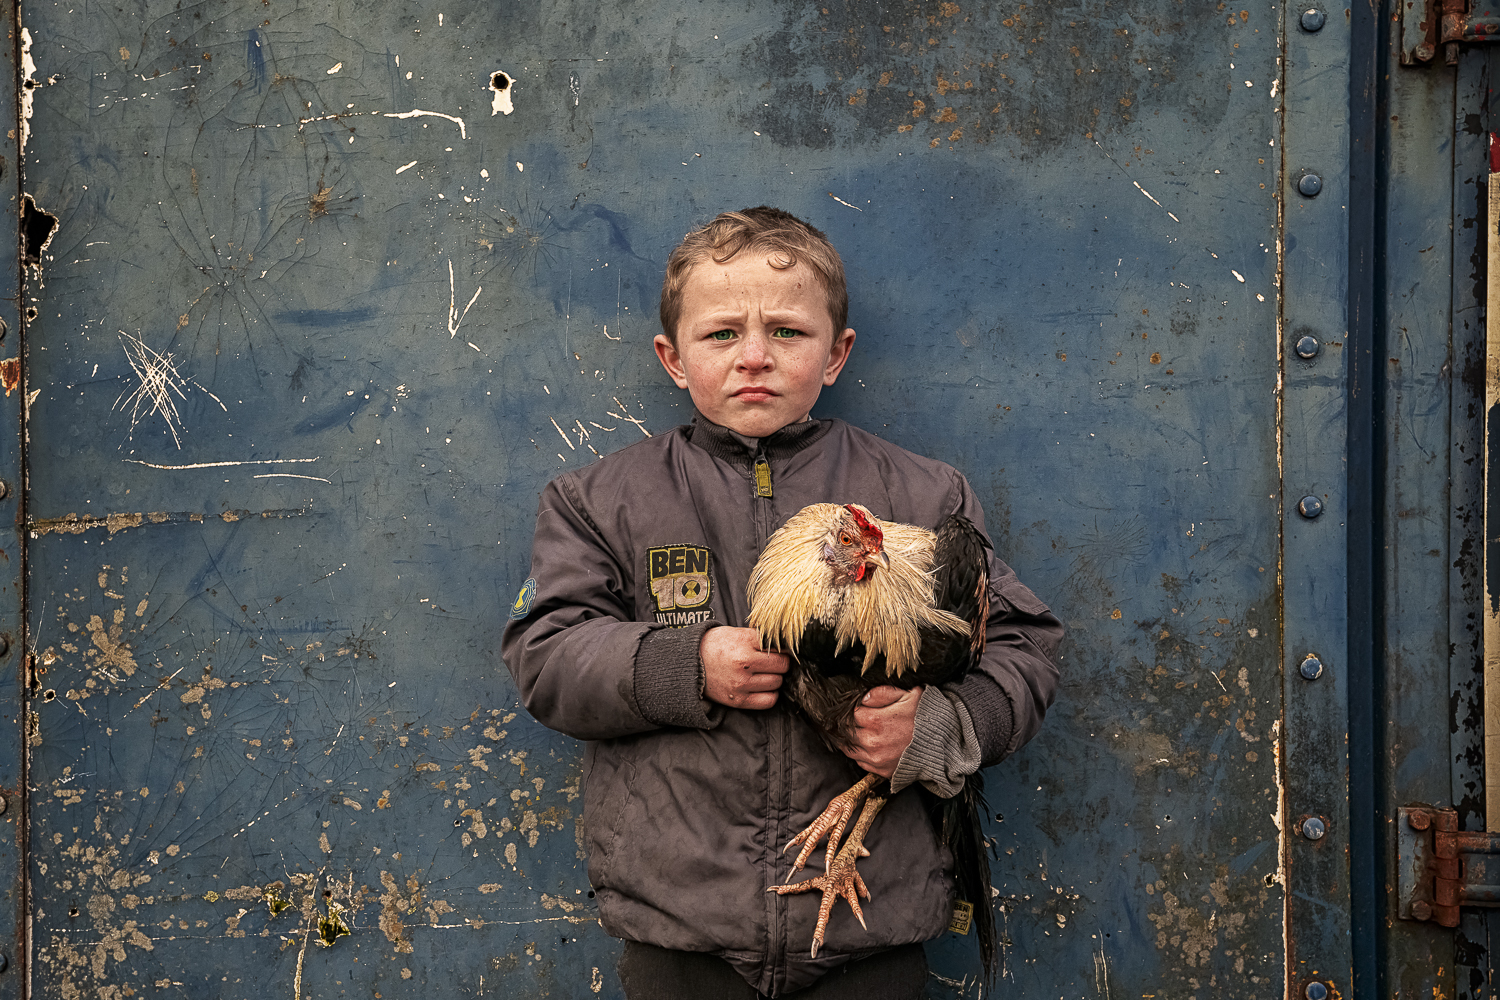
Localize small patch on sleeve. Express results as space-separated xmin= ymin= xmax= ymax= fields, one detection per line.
xmin=510 ymin=578 xmax=537 ymax=620
xmin=948 ymin=899 xmax=973 ymax=936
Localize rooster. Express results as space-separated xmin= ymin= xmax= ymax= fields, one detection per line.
xmin=747 ymin=502 xmax=998 ymax=978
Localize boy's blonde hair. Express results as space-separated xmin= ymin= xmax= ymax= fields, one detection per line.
xmin=659 ymin=206 xmax=848 ymax=343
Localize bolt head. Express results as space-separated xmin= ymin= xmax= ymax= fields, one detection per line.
xmin=1302 ymin=816 xmax=1327 ymax=840
xmin=1297 ymin=495 xmax=1324 ymax=518
xmin=1295 ymin=335 xmax=1322 ymax=359
xmin=1412 ymin=900 xmax=1433 ymax=920
xmin=1300 ymin=655 xmax=1324 ymax=680
xmin=1300 ymin=7 xmax=1327 ymax=30
xmin=1408 ymin=810 xmax=1432 ymax=831
xmin=1305 ymin=982 xmax=1328 ymax=1000
xmin=1298 ymin=173 xmax=1324 ymax=197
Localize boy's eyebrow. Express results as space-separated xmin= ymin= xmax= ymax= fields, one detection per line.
xmin=689 ymin=305 xmax=823 ymax=324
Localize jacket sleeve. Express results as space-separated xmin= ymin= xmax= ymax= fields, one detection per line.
xmin=941 ymin=474 xmax=1063 ymax=767
xmin=501 ymin=476 xmax=724 ymax=741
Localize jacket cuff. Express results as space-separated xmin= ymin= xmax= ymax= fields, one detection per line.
xmin=633 ymin=621 xmax=721 ymax=729
xmin=890 ymin=687 xmax=980 ymax=798
xmin=949 ymin=673 xmax=1015 ymax=767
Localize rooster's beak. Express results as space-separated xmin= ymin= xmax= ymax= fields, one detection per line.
xmin=866 ymin=550 xmax=890 ymax=573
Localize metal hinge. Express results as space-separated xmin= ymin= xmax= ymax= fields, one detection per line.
xmin=1396 ymin=806 xmax=1500 ymax=925
xmin=1400 ymin=0 xmax=1500 ymax=66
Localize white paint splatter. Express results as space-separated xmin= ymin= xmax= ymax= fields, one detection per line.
xmin=491 ymin=71 xmax=515 ymax=116
xmin=396 ymin=160 xmax=418 ymax=174
xmin=327 ymin=62 xmax=343 ymax=75
xmin=384 ymin=108 xmax=468 ymax=139
xmin=827 ymin=192 xmax=863 ymax=212
xmin=1231 ymin=270 xmax=1246 ymax=283
xmin=516 ymin=161 xmax=524 ymax=172
xmin=19 ymin=29 xmax=35 ymax=153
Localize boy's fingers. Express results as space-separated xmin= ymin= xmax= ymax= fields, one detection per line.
xmin=743 ymin=671 xmax=783 ymax=692
xmin=859 ymin=685 xmax=907 ymax=709
xmin=740 ymin=692 xmax=778 ymax=710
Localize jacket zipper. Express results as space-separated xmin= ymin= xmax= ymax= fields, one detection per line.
xmin=752 ymin=444 xmax=787 ymax=989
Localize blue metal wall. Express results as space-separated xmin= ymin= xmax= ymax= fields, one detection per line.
xmin=6 ymin=0 xmax=1466 ymax=996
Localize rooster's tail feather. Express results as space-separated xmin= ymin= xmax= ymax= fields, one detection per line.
xmin=941 ymin=772 xmax=998 ymax=984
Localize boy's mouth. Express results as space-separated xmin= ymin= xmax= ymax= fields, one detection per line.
xmin=734 ymin=386 xmax=777 ymax=399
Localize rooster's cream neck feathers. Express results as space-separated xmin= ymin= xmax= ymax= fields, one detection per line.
xmin=746 ymin=503 xmax=969 ymax=677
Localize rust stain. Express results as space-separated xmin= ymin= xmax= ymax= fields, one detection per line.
xmin=0 ymin=356 xmax=19 ymax=396
xmin=29 ymin=506 xmax=308 ymax=536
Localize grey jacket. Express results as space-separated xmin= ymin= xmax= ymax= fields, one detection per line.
xmin=502 ymin=415 xmax=1061 ymax=995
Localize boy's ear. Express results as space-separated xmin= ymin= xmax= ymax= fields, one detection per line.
xmin=822 ymin=328 xmax=856 ymax=386
xmin=654 ymin=334 xmax=691 ymax=389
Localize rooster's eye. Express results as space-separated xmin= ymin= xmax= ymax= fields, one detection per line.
xmin=840 ymin=533 xmax=852 ymax=546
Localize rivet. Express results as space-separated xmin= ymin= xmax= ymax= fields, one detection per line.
xmin=0 ymin=951 xmax=8 ymax=974
xmin=1412 ymin=900 xmax=1433 ymax=920
xmin=1302 ymin=816 xmax=1326 ymax=840
xmin=1305 ymin=982 xmax=1328 ymax=1000
xmin=1299 ymin=654 xmax=1323 ymax=680
xmin=1408 ymin=811 xmax=1431 ymax=831
xmin=0 ymin=793 xmax=7 ymax=815
xmin=1300 ymin=7 xmax=1327 ymax=30
xmin=1295 ymin=335 xmax=1321 ymax=359
xmin=1298 ymin=173 xmax=1323 ymax=197
xmin=1297 ymin=495 xmax=1324 ymax=518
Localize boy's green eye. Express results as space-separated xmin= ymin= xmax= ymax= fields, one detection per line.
xmin=710 ymin=330 xmax=735 ymax=341
xmin=772 ymin=327 xmax=800 ymax=339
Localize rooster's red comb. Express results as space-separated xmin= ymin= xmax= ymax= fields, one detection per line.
xmin=843 ymin=504 xmax=884 ymax=546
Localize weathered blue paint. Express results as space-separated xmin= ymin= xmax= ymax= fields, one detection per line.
xmin=6 ymin=0 xmax=1482 ymax=997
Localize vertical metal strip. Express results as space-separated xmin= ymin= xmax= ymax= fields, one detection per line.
xmin=1346 ymin=0 xmax=1383 ymax=986
xmin=1281 ymin=1 xmax=1354 ymax=995
xmin=1485 ymin=164 xmax=1500 ymax=834
xmin=1 ymin=3 xmax=25 ymax=997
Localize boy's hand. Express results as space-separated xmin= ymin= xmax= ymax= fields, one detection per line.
xmin=844 ymin=685 xmax=921 ymax=779
xmin=701 ymin=627 xmax=789 ymax=710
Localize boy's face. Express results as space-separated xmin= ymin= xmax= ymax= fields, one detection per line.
xmin=654 ymin=253 xmax=855 ymax=438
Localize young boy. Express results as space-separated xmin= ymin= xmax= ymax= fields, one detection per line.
xmin=502 ymin=207 xmax=1061 ymax=999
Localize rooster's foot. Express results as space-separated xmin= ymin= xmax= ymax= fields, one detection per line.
xmin=781 ymin=772 xmax=883 ymax=877
xmin=768 ymin=794 xmax=888 ymax=958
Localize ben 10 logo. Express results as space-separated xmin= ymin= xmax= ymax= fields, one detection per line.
xmin=646 ymin=544 xmax=715 ymax=625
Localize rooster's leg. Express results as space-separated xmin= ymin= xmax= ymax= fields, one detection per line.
xmin=781 ymin=772 xmax=882 ymax=877
xmin=768 ymin=793 xmax=888 ymax=958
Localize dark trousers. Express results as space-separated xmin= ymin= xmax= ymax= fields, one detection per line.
xmin=617 ymin=941 xmax=929 ymax=1000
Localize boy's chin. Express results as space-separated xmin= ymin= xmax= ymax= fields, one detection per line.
xmin=704 ymin=402 xmax=809 ymax=438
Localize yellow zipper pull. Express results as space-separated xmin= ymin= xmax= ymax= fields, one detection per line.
xmin=753 ymin=456 xmax=773 ymax=498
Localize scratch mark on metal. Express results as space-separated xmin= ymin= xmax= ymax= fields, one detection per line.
xmin=384 ymin=109 xmax=468 ymax=139
xmin=129 ymin=666 xmax=185 ymax=712
xmin=549 ymin=418 xmax=575 ymax=451
xmin=252 ymin=473 xmax=331 ymax=483
xmin=123 ymin=457 xmax=321 ymax=470
xmin=396 ymin=160 xmax=418 ymax=174
xmin=115 ymin=332 xmax=192 ymax=447
xmin=827 ymin=193 xmax=864 ymax=212
xmin=447 ymin=260 xmax=482 ymax=337
xmin=609 ymin=397 xmax=652 ymax=437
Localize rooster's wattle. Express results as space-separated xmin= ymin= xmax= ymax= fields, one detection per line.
xmin=746 ymin=502 xmax=997 ymax=977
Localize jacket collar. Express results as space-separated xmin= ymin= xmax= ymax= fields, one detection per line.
xmin=685 ymin=412 xmax=834 ymax=465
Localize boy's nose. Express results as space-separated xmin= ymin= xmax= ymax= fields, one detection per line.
xmin=736 ymin=333 xmax=771 ymax=370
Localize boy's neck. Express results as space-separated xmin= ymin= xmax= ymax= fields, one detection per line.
xmin=689 ymin=411 xmax=831 ymax=464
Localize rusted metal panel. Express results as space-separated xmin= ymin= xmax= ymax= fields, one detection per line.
xmin=11 ymin=0 xmax=1320 ymax=997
